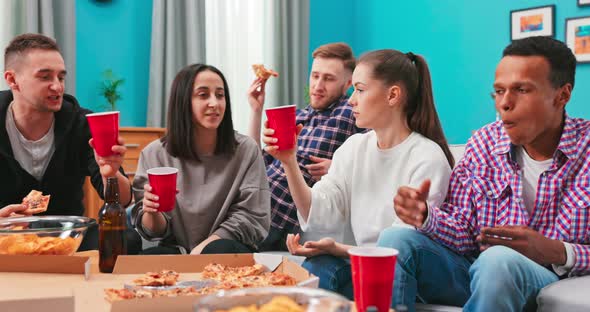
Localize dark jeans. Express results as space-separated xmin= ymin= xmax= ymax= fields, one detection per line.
xmin=78 ymin=222 xmax=143 ymax=255
xmin=201 ymin=239 xmax=256 ymax=254
xmin=141 ymin=245 xmax=181 ymax=255
xmin=258 ymin=226 xmax=292 ymax=252
xmin=141 ymin=239 xmax=256 ymax=255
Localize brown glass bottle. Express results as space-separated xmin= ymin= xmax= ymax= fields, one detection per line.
xmin=98 ymin=177 xmax=127 ymax=273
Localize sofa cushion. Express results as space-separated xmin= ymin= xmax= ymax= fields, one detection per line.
xmin=537 ymin=275 xmax=590 ymax=311
xmin=449 ymin=144 xmax=466 ymax=168
xmin=415 ymin=303 xmax=461 ymax=312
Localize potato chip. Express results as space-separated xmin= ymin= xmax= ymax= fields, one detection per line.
xmin=217 ymin=296 xmax=305 ymax=312
xmin=0 ymin=234 xmax=80 ymax=255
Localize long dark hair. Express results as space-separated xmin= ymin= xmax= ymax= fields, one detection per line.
xmin=359 ymin=50 xmax=454 ymax=168
xmin=162 ymin=63 xmax=236 ymax=161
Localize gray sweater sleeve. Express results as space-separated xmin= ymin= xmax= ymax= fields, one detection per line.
xmin=131 ymin=148 xmax=172 ymax=241
xmin=212 ymin=142 xmax=271 ymax=248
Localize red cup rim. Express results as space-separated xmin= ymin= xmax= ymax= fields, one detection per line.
xmin=265 ymin=105 xmax=296 ymax=111
xmin=86 ymin=111 xmax=120 ymax=117
xmin=147 ymin=167 xmax=179 ymax=175
xmin=348 ymin=246 xmax=399 ymax=257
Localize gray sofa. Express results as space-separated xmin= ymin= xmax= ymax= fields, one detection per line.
xmin=413 ymin=275 xmax=590 ymax=311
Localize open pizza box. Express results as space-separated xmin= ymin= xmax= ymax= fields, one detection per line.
xmin=106 ymin=253 xmax=319 ymax=312
xmin=0 ymin=254 xmax=91 ymax=277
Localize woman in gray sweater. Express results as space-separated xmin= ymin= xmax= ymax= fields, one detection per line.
xmin=132 ymin=64 xmax=270 ymax=254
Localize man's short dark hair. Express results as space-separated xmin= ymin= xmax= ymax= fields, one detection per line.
xmin=162 ymin=64 xmax=236 ymax=161
xmin=4 ymin=33 xmax=60 ymax=70
xmin=312 ymin=42 xmax=356 ymax=73
xmin=503 ymin=36 xmax=576 ymax=89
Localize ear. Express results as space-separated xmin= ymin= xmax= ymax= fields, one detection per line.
xmin=555 ymin=83 xmax=572 ymax=110
xmin=4 ymin=70 xmax=18 ymax=91
xmin=387 ymin=85 xmax=402 ymax=107
xmin=342 ymin=77 xmax=352 ymax=95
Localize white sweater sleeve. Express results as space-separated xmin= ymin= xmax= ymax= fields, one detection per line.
xmin=297 ymin=138 xmax=353 ymax=233
xmin=408 ymin=145 xmax=452 ymax=210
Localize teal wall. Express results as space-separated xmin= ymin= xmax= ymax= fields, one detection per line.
xmin=311 ymin=0 xmax=590 ymax=143
xmin=309 ymin=0 xmax=356 ymax=64
xmin=76 ymin=0 xmax=152 ymax=126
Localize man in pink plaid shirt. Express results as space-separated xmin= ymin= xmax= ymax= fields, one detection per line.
xmin=378 ymin=36 xmax=590 ymax=311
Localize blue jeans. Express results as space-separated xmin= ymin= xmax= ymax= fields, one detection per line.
xmin=377 ymin=227 xmax=559 ymax=312
xmin=302 ymin=254 xmax=354 ymax=300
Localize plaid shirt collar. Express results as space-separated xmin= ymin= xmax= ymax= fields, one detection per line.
xmin=493 ymin=113 xmax=580 ymax=163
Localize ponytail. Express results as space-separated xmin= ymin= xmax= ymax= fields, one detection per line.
xmin=358 ymin=50 xmax=454 ymax=168
xmin=407 ymin=54 xmax=454 ymax=168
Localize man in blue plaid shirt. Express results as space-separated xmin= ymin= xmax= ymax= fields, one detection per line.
xmin=248 ymin=43 xmax=363 ymax=251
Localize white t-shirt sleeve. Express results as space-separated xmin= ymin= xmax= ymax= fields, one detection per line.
xmin=298 ymin=137 xmax=354 ymax=233
xmin=552 ymin=242 xmax=575 ymax=276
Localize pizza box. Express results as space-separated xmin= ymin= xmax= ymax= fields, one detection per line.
xmin=0 ymin=286 xmax=75 ymax=312
xmin=0 ymin=254 xmax=91 ymax=278
xmin=107 ymin=253 xmax=319 ymax=312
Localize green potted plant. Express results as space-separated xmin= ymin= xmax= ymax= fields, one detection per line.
xmin=99 ymin=69 xmax=124 ymax=111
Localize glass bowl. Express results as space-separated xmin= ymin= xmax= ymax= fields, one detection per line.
xmin=0 ymin=215 xmax=96 ymax=256
xmin=193 ymin=287 xmax=351 ymax=312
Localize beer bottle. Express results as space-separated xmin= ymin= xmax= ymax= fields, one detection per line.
xmin=98 ymin=177 xmax=127 ymax=273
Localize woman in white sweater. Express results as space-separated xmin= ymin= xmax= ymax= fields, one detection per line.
xmin=262 ymin=50 xmax=454 ymax=298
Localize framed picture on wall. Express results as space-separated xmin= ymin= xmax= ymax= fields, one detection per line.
xmin=510 ymin=5 xmax=555 ymax=40
xmin=565 ymin=16 xmax=590 ymax=63
xmin=579 ymin=0 xmax=590 ymax=8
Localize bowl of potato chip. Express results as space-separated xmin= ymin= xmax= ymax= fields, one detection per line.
xmin=193 ymin=287 xmax=351 ymax=312
xmin=0 ymin=216 xmax=95 ymax=256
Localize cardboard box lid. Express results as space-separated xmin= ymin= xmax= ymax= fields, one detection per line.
xmin=0 ymin=287 xmax=75 ymax=312
xmin=0 ymin=254 xmax=90 ymax=278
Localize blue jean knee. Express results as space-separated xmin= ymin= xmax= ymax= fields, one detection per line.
xmin=378 ymin=227 xmax=473 ymax=310
xmin=303 ymin=254 xmax=353 ymax=299
xmin=466 ymin=245 xmax=559 ymax=312
xmin=377 ymin=227 xmax=433 ymax=254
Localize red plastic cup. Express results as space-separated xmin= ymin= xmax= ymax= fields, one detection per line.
xmin=86 ymin=111 xmax=120 ymax=157
xmin=265 ymin=105 xmax=297 ymax=150
xmin=348 ymin=247 xmax=399 ymax=312
xmin=147 ymin=167 xmax=179 ymax=212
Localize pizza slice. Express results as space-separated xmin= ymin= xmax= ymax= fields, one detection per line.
xmin=104 ymin=288 xmax=136 ymax=302
xmin=202 ymin=263 xmax=265 ymax=280
xmin=22 ymin=190 xmax=50 ymax=214
xmin=265 ymin=271 xmax=297 ymax=286
xmin=133 ymin=270 xmax=179 ymax=286
xmin=201 ymin=263 xmax=226 ymax=279
xmin=252 ymin=64 xmax=279 ymax=80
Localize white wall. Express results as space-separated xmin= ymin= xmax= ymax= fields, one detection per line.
xmin=0 ymin=0 xmax=12 ymax=90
